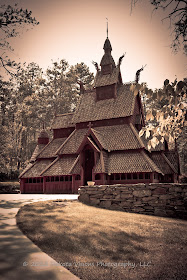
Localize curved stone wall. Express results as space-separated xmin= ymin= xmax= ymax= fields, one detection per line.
xmin=78 ymin=183 xmax=187 ymax=219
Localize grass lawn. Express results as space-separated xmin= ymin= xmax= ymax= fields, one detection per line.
xmin=16 ymin=200 xmax=187 ymax=280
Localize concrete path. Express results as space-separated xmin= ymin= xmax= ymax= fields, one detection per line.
xmin=0 ymin=194 xmax=80 ymax=280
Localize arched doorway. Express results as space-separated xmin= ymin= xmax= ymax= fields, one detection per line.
xmin=83 ymin=146 xmax=95 ymax=185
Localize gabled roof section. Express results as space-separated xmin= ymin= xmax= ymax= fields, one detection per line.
xmin=37 ymin=137 xmax=67 ymax=158
xmin=164 ymin=150 xmax=179 ymax=173
xmin=72 ymin=84 xmax=136 ymax=124
xmin=57 ymin=128 xmax=87 ymax=155
xmin=69 ymin=155 xmax=80 ymax=174
xmin=20 ymin=159 xmax=54 ymax=178
xmin=150 ymin=152 xmax=177 ymax=174
xmin=30 ymin=144 xmax=46 ymax=162
xmin=107 ymin=150 xmax=163 ymax=174
xmin=93 ymin=124 xmax=144 ymax=151
xmin=94 ymin=151 xmax=108 ymax=173
xmin=51 ymin=113 xmax=74 ymax=129
xmin=76 ymin=136 xmax=100 ymax=154
xmin=41 ymin=155 xmax=78 ymax=176
xmin=93 ymin=67 xmax=120 ymax=88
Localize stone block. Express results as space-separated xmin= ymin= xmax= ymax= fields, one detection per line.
xmin=90 ymin=194 xmax=103 ymax=199
xmin=154 ymin=208 xmax=167 ymax=217
xmin=174 ymin=187 xmax=182 ymax=192
xmin=78 ymin=193 xmax=90 ymax=204
xmin=99 ymin=200 xmax=111 ymax=208
xmin=98 ymin=186 xmax=107 ymax=191
xmin=103 ymin=195 xmax=114 ymax=199
xmin=109 ymin=204 xmax=123 ymax=210
xmin=121 ymin=193 xmax=133 ymax=199
xmin=142 ymin=196 xmax=156 ymax=202
xmin=120 ymin=201 xmax=132 ymax=207
xmin=159 ymin=194 xmax=171 ymax=200
xmin=90 ymin=198 xmax=100 ymax=206
xmin=114 ymin=194 xmax=121 ymax=199
xmin=133 ymin=190 xmax=151 ymax=197
xmin=152 ymin=187 xmax=167 ymax=195
xmin=131 ymin=207 xmax=145 ymax=212
xmin=144 ymin=206 xmax=154 ymax=210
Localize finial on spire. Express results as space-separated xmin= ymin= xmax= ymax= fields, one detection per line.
xmin=106 ymin=18 xmax=108 ymax=38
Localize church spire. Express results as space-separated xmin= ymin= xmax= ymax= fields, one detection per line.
xmin=106 ymin=17 xmax=108 ymax=38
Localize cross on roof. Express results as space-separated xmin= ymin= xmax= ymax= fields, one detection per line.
xmin=87 ymin=122 xmax=93 ymax=129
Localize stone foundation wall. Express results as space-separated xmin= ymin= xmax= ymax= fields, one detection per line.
xmin=78 ymin=183 xmax=187 ymax=219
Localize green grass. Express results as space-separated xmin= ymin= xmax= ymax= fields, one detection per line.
xmin=16 ymin=200 xmax=187 ymax=280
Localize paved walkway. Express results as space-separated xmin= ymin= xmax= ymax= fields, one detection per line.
xmin=0 ymin=194 xmax=80 ymax=280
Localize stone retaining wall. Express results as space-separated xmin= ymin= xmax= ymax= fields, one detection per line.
xmin=78 ymin=183 xmax=187 ymax=219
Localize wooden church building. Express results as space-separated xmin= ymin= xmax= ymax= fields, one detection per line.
xmin=19 ymin=36 xmax=180 ymax=194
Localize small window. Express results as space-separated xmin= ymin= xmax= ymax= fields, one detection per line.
xmin=75 ymin=175 xmax=81 ymax=181
xmin=95 ymin=174 xmax=101 ymax=180
xmin=139 ymin=173 xmax=143 ymax=179
xmin=25 ymin=178 xmax=28 ymax=183
xmin=133 ymin=173 xmax=137 ymax=179
xmin=115 ymin=174 xmax=120 ymax=180
xmin=65 ymin=176 xmax=68 ymax=181
xmin=121 ymin=174 xmax=126 ymax=180
xmin=51 ymin=176 xmax=54 ymax=182
xmin=46 ymin=177 xmax=50 ymax=182
xmin=41 ymin=178 xmax=43 ymax=183
xmin=110 ymin=174 xmax=114 ymax=180
xmin=55 ymin=176 xmax=59 ymax=182
xmin=145 ymin=173 xmax=150 ymax=179
xmin=127 ymin=174 xmax=131 ymax=180
xmin=37 ymin=178 xmax=40 ymax=183
xmin=60 ymin=176 xmax=64 ymax=181
xmin=69 ymin=176 xmax=72 ymax=181
xmin=29 ymin=178 xmax=32 ymax=183
xmin=33 ymin=178 xmax=36 ymax=183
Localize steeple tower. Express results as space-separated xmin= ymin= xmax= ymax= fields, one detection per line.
xmin=100 ymin=21 xmax=115 ymax=74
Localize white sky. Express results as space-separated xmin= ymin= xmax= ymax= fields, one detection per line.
xmin=0 ymin=0 xmax=186 ymax=89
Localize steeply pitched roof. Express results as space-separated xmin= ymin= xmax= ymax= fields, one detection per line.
xmin=72 ymin=84 xmax=135 ymax=124
xmin=57 ymin=129 xmax=87 ymax=155
xmin=94 ymin=149 xmax=162 ymax=175
xmin=30 ymin=144 xmax=46 ymax=162
xmin=51 ymin=113 xmax=74 ymax=129
xmin=107 ymin=151 xmax=162 ymax=174
xmin=37 ymin=138 xmax=67 ymax=158
xmin=57 ymin=124 xmax=144 ymax=155
xmin=92 ymin=124 xmax=144 ymax=151
xmin=150 ymin=153 xmax=177 ymax=174
xmin=94 ymin=151 xmax=108 ymax=173
xmin=41 ymin=155 xmax=78 ymax=176
xmin=93 ymin=67 xmax=120 ymax=87
xmin=164 ymin=150 xmax=179 ymax=173
xmin=20 ymin=159 xmax=53 ymax=178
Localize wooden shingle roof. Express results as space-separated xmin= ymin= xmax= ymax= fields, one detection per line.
xmin=93 ymin=67 xmax=120 ymax=87
xmin=37 ymin=138 xmax=67 ymax=158
xmin=51 ymin=113 xmax=74 ymax=129
xmin=57 ymin=129 xmax=87 ymax=155
xmin=72 ymin=84 xmax=135 ymax=124
xmin=21 ymin=159 xmax=53 ymax=178
xmin=30 ymin=144 xmax=46 ymax=162
xmin=150 ymin=153 xmax=177 ymax=174
xmin=107 ymin=151 xmax=162 ymax=174
xmin=41 ymin=155 xmax=78 ymax=176
xmin=92 ymin=124 xmax=144 ymax=151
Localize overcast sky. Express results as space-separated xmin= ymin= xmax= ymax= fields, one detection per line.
xmin=1 ymin=0 xmax=186 ymax=89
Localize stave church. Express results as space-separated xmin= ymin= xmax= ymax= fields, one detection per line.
xmin=19 ymin=34 xmax=180 ymax=194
